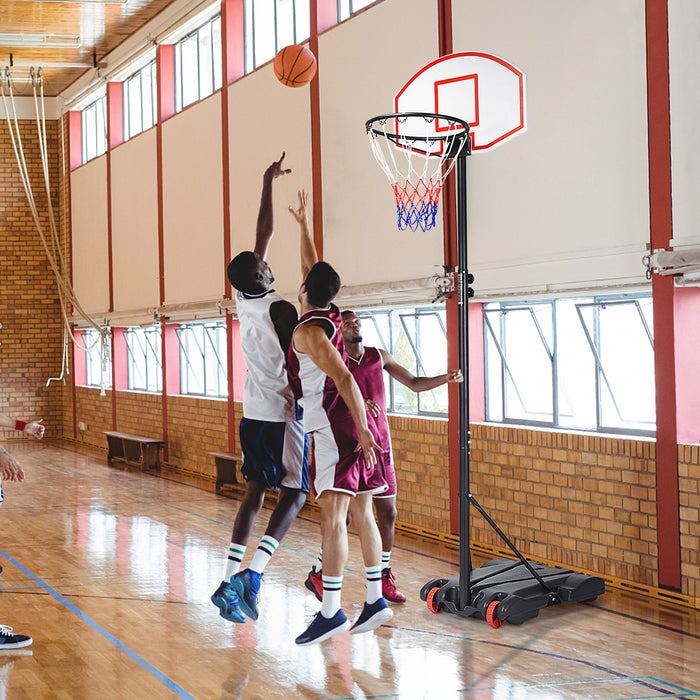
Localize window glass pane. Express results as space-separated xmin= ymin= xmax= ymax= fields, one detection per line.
xmin=555 ymin=299 xmax=596 ymax=430
xmin=178 ymin=322 xmax=227 ymax=397
xmin=82 ymin=329 xmax=112 ymax=389
xmin=127 ymin=75 xmax=142 ymax=138
xmin=180 ymin=34 xmax=200 ymax=108
xmin=212 ymin=16 xmax=222 ymax=90
xmin=277 ymin=0 xmax=295 ymax=48
xmin=245 ymin=0 xmax=255 ymax=73
xmin=141 ymin=62 xmax=155 ymax=131
xmin=295 ymin=0 xmax=311 ymax=41
xmin=253 ymin=0 xmax=276 ymax=69
xmin=338 ymin=0 xmax=351 ymax=21
xmin=126 ymin=327 xmax=162 ymax=393
xmin=83 ymin=104 xmax=96 ymax=161
xmin=198 ymin=23 xmax=214 ymax=99
xmin=594 ymin=300 xmax=655 ymax=431
xmin=96 ymin=97 xmax=106 ymax=156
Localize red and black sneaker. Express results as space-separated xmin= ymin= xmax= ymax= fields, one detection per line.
xmin=382 ymin=567 xmax=407 ymax=603
xmin=304 ymin=568 xmax=323 ymax=602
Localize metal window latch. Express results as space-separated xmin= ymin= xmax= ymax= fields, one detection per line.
xmin=432 ymin=265 xmax=455 ymax=302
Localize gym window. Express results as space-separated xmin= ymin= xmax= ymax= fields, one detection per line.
xmin=355 ymin=305 xmax=449 ymax=417
xmin=81 ymin=329 xmax=112 ymax=389
xmin=174 ymin=15 xmax=222 ymax=112
xmin=338 ymin=0 xmax=377 ymax=21
xmin=177 ymin=321 xmax=228 ymax=398
xmin=125 ymin=327 xmax=162 ymax=393
xmin=123 ymin=60 xmax=157 ymax=140
xmin=484 ymin=294 xmax=655 ymax=435
xmin=244 ymin=0 xmax=310 ymax=73
xmin=81 ymin=95 xmax=107 ymax=164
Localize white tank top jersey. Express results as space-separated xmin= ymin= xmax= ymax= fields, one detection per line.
xmin=236 ymin=290 xmax=297 ymax=422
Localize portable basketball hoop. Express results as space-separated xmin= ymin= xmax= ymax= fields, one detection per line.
xmin=365 ymin=112 xmax=471 ymax=232
xmin=365 ymin=58 xmax=604 ymax=628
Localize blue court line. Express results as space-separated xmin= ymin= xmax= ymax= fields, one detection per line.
xmin=0 ymin=548 xmax=197 ymax=700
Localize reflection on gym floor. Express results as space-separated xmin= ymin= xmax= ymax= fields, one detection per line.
xmin=1 ymin=441 xmax=698 ymax=699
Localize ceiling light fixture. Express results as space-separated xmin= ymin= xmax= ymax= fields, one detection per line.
xmin=0 ymin=33 xmax=81 ymax=49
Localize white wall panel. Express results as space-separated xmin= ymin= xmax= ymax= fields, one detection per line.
xmin=452 ymin=0 xmax=650 ymax=295
xmin=669 ymin=0 xmax=700 ymax=251
xmin=320 ymin=0 xmax=443 ymax=290
xmin=111 ymin=129 xmax=160 ymax=312
xmin=71 ymin=156 xmax=110 ymax=315
xmin=228 ymin=65 xmax=313 ymax=300
xmin=162 ymin=93 xmax=224 ymax=304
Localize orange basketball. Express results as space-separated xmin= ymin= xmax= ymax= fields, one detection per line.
xmin=273 ymin=44 xmax=317 ymax=88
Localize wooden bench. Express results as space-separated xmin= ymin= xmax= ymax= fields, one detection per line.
xmin=208 ymin=451 xmax=242 ymax=495
xmin=105 ymin=431 xmax=165 ymax=471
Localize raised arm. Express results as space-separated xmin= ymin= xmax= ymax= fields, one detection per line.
xmin=254 ymin=152 xmax=292 ymax=259
xmin=379 ymin=348 xmax=463 ymax=392
xmin=295 ymin=324 xmax=381 ymax=467
xmin=288 ymin=189 xmax=318 ymax=278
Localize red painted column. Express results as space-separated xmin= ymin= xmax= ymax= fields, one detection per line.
xmin=309 ymin=0 xmax=332 ymax=257
xmin=106 ymin=81 xmax=123 ymax=429
xmin=157 ymin=44 xmax=175 ymax=460
xmin=645 ymin=0 xmax=680 ymax=590
xmin=67 ymin=113 xmax=80 ymax=438
xmin=111 ymin=328 xmax=128 ymax=391
xmin=222 ymin=0 xmax=245 ymax=454
xmin=437 ymin=0 xmax=462 ymax=535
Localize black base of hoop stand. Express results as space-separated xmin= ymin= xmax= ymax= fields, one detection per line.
xmin=420 ymin=152 xmax=605 ymax=627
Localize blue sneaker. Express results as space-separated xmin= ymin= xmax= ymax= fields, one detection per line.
xmin=0 ymin=625 xmax=32 ymax=649
xmin=230 ymin=568 xmax=262 ymax=621
xmin=349 ymin=598 xmax=393 ymax=634
xmin=295 ymin=609 xmax=351 ymax=646
xmin=211 ymin=581 xmax=246 ymax=623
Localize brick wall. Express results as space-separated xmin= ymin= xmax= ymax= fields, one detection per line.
xmin=679 ymin=444 xmax=700 ymax=601
xmin=0 ymin=118 xmax=63 ymax=440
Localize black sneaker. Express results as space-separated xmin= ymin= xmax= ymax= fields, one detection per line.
xmin=349 ymin=598 xmax=393 ymax=634
xmin=0 ymin=625 xmax=32 ymax=649
xmin=295 ymin=610 xmax=350 ymax=646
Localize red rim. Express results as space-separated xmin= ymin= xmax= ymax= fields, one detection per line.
xmin=426 ymin=587 xmax=442 ymax=613
xmin=486 ymin=600 xmax=504 ymax=628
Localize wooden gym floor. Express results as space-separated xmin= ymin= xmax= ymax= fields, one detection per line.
xmin=1 ymin=441 xmax=698 ymax=699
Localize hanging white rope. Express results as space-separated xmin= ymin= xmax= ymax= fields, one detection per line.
xmin=0 ymin=67 xmax=111 ymax=390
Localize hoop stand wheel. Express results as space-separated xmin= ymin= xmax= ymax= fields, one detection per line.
xmin=426 ymin=587 xmax=443 ymax=613
xmin=486 ymin=600 xmax=504 ymax=629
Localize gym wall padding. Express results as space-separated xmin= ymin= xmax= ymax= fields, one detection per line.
xmin=227 ymin=64 xmax=313 ymax=301
xmin=161 ymin=92 xmax=224 ymax=305
xmin=668 ymin=0 xmax=700 ymax=251
xmin=71 ymin=154 xmax=110 ymax=315
xmin=319 ymin=0 xmax=445 ymax=290
xmin=110 ymin=128 xmax=160 ymax=313
xmin=452 ymin=0 xmax=650 ymax=296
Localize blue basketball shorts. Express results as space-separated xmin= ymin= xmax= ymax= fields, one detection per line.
xmin=239 ymin=417 xmax=310 ymax=491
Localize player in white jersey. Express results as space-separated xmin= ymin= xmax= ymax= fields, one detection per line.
xmin=211 ymin=154 xmax=310 ymax=625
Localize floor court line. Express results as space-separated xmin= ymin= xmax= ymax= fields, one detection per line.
xmin=0 ymin=547 xmax=198 ymax=700
xmin=390 ymin=625 xmax=700 ymax=698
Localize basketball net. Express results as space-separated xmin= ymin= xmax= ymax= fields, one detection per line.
xmin=366 ymin=113 xmax=470 ymax=232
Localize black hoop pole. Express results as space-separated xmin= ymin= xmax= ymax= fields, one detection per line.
xmin=456 ymin=150 xmax=472 ymax=611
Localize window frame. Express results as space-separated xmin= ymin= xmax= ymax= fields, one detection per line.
xmin=123 ymin=59 xmax=157 ymax=141
xmin=81 ymin=95 xmax=107 ymax=164
xmin=125 ymin=326 xmax=163 ymax=393
xmin=483 ymin=294 xmax=655 ymax=436
xmin=176 ymin=320 xmax=228 ymax=398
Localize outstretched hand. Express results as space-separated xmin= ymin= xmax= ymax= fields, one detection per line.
xmin=24 ymin=419 xmax=44 ymax=440
xmin=365 ymin=399 xmax=382 ymax=418
xmin=265 ymin=152 xmax=292 ymax=181
xmin=446 ymin=369 xmax=463 ymax=383
xmin=288 ymin=189 xmax=309 ymax=224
